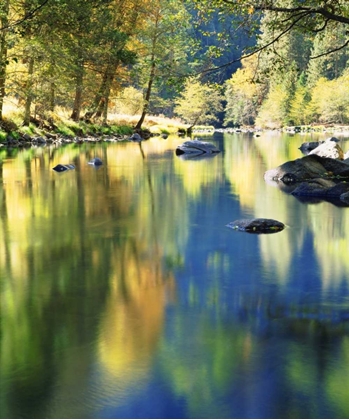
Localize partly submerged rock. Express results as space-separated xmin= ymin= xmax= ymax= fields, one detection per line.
xmin=226 ymin=218 xmax=285 ymax=234
xmin=52 ymin=164 xmax=75 ymax=172
xmin=88 ymin=157 xmax=103 ymax=166
xmin=299 ymin=141 xmax=323 ymax=153
xmin=129 ymin=132 xmax=142 ymax=141
xmin=291 ymin=179 xmax=349 ymax=197
xmin=264 ymin=154 xmax=349 ymax=184
xmin=308 ymin=138 xmax=344 ymax=160
xmin=175 ymin=140 xmax=220 ymax=156
xmin=299 ymin=137 xmax=339 ymax=154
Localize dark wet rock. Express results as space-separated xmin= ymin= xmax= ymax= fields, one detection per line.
xmin=291 ymin=179 xmax=349 ymax=197
xmin=265 ymin=154 xmax=349 ymax=200
xmin=226 ymin=218 xmax=285 ymax=234
xmin=32 ymin=136 xmax=47 ymax=145
xmin=161 ymin=133 xmax=168 ymax=139
xmin=52 ymin=164 xmax=75 ymax=172
xmin=129 ymin=133 xmax=142 ymax=141
xmin=21 ymin=133 xmax=32 ymax=142
xmin=88 ymin=157 xmax=103 ymax=166
xmin=175 ymin=140 xmax=220 ymax=156
xmin=264 ymin=154 xmax=349 ymax=184
xmin=299 ymin=141 xmax=322 ymax=153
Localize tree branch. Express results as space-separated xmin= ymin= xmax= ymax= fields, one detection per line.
xmin=1 ymin=0 xmax=51 ymax=31
xmin=310 ymin=38 xmax=349 ymax=59
xmin=238 ymin=3 xmax=349 ymax=26
xmin=197 ymin=11 xmax=308 ymax=75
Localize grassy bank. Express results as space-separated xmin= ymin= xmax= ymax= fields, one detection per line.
xmin=0 ymin=101 xmax=187 ymax=144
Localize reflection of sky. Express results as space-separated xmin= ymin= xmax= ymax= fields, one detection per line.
xmin=91 ymin=134 xmax=349 ymax=418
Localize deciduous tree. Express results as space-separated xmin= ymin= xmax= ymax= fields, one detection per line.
xmin=174 ymin=77 xmax=223 ymax=130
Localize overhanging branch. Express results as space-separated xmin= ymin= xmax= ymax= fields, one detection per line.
xmin=310 ymin=38 xmax=349 ymax=59
xmin=1 ymin=0 xmax=51 ymax=31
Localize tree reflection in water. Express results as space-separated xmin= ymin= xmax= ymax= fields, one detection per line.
xmin=1 ymin=134 xmax=349 ymax=418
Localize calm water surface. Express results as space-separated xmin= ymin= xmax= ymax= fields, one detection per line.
xmin=1 ymin=132 xmax=349 ymax=419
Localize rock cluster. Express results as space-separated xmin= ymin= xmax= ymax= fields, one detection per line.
xmin=265 ymin=137 xmax=349 ymax=203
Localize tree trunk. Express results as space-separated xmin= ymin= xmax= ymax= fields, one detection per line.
xmin=95 ymin=69 xmax=113 ymax=121
xmin=102 ymin=81 xmax=111 ymax=124
xmin=85 ymin=61 xmax=117 ymax=120
xmin=49 ymin=81 xmax=55 ymax=112
xmin=135 ymin=58 xmax=156 ymax=130
xmin=23 ymin=56 xmax=35 ymax=126
xmin=0 ymin=0 xmax=9 ymax=121
xmin=71 ymin=59 xmax=84 ymax=121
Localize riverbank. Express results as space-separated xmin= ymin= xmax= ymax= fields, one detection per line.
xmin=0 ymin=108 xmax=189 ymax=148
xmin=2 ymin=103 xmax=349 ymax=149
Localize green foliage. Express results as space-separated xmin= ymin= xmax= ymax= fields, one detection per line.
xmin=224 ymin=57 xmax=265 ymax=126
xmin=113 ymin=125 xmax=134 ymax=135
xmin=113 ymin=87 xmax=144 ymax=116
xmin=56 ymin=123 xmax=75 ymax=137
xmin=174 ymin=77 xmax=223 ymax=127
xmin=255 ymin=84 xmax=289 ymax=129
xmin=307 ymin=74 xmax=349 ymax=124
xmin=192 ymin=0 xmax=349 ymax=127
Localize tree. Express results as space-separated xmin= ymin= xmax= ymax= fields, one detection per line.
xmin=255 ymin=83 xmax=289 ymax=129
xmin=307 ymin=73 xmax=349 ymax=124
xmin=174 ymin=77 xmax=223 ymax=130
xmin=84 ymin=0 xmax=146 ymax=122
xmin=0 ymin=0 xmax=10 ymax=121
xmin=134 ymin=0 xmax=193 ymax=129
xmin=224 ymin=56 xmax=266 ymax=126
xmin=192 ymin=1 xmax=349 ymax=72
xmin=288 ymin=73 xmax=311 ymax=125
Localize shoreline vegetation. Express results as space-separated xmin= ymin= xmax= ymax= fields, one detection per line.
xmin=0 ymin=105 xmax=184 ymax=148
xmin=2 ymin=103 xmax=349 ymax=150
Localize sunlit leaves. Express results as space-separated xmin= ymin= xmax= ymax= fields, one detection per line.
xmin=174 ymin=77 xmax=223 ymax=126
xmin=224 ymin=56 xmax=265 ymax=126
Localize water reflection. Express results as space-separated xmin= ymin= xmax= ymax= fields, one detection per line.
xmin=0 ymin=133 xmax=349 ymax=418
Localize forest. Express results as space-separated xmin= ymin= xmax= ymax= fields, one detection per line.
xmin=1 ymin=0 xmax=349 ymax=135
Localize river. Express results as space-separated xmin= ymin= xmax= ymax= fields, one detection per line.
xmin=1 ymin=131 xmax=349 ymax=418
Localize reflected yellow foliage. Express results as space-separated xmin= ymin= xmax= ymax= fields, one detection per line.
xmin=308 ymin=204 xmax=349 ymax=288
xmin=224 ymin=134 xmax=260 ymax=208
xmin=174 ymin=152 xmax=223 ymax=198
xmin=98 ymin=264 xmax=174 ymax=381
xmin=2 ymin=133 xmax=349 ymax=418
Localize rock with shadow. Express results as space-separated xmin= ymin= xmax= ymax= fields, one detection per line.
xmin=88 ymin=157 xmax=103 ymax=166
xmin=175 ymin=140 xmax=220 ymax=157
xmin=52 ymin=164 xmax=75 ymax=172
xmin=264 ymin=143 xmax=349 ymax=204
xmin=226 ymin=218 xmax=285 ymax=234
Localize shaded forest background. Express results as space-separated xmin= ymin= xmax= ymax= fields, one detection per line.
xmin=1 ymin=0 xmax=349 ymax=133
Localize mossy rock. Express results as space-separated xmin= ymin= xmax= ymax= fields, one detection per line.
xmin=226 ymin=218 xmax=285 ymax=234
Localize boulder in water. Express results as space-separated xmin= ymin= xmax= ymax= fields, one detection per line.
xmin=52 ymin=164 xmax=75 ymax=172
xmin=88 ymin=157 xmax=103 ymax=166
xmin=226 ymin=218 xmax=285 ymax=234
xmin=176 ymin=140 xmax=220 ymax=156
